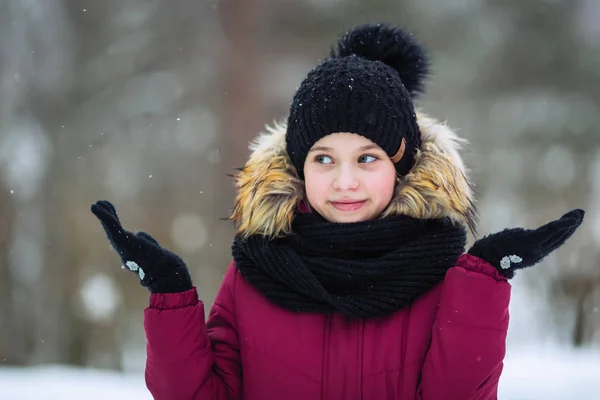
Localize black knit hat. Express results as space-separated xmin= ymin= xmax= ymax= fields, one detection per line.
xmin=286 ymin=24 xmax=430 ymax=177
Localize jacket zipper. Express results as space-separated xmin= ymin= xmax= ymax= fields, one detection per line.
xmin=322 ymin=313 xmax=331 ymax=400
xmin=358 ymin=318 xmax=364 ymax=400
xmin=399 ymin=306 xmax=411 ymax=397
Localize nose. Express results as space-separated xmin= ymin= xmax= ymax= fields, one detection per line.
xmin=333 ymin=165 xmax=359 ymax=191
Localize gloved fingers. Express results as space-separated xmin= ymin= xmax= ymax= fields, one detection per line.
xmin=91 ymin=201 xmax=131 ymax=248
xmin=559 ymin=209 xmax=585 ymax=223
xmin=93 ymin=200 xmax=122 ymax=224
xmin=102 ymin=200 xmax=119 ymax=220
xmin=135 ymin=231 xmax=161 ymax=247
xmin=536 ymin=209 xmax=584 ymax=236
xmin=541 ymin=224 xmax=580 ymax=254
xmin=529 ymin=213 xmax=580 ymax=245
xmin=91 ymin=203 xmax=120 ymax=231
xmin=526 ymin=209 xmax=584 ymax=257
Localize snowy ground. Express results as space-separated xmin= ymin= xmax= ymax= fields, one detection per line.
xmin=0 ymin=364 xmax=151 ymax=400
xmin=2 ymin=347 xmax=600 ymax=399
xmin=499 ymin=346 xmax=600 ymax=399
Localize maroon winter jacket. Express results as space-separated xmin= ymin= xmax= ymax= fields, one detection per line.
xmin=144 ymin=112 xmax=510 ymax=399
xmin=144 ymin=253 xmax=510 ymax=399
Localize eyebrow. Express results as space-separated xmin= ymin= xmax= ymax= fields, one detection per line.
xmin=308 ymin=144 xmax=382 ymax=153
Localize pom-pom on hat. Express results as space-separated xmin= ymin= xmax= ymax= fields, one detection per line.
xmin=286 ymin=23 xmax=430 ymax=177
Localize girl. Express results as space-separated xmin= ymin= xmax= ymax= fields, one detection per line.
xmin=91 ymin=24 xmax=584 ymax=400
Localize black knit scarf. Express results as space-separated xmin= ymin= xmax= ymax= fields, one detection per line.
xmin=232 ymin=213 xmax=467 ymax=319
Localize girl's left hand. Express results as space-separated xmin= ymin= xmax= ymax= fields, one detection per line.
xmin=467 ymin=209 xmax=585 ymax=279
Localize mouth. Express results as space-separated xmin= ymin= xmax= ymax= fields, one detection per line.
xmin=329 ymin=200 xmax=367 ymax=211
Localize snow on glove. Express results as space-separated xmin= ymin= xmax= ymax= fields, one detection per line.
xmin=91 ymin=200 xmax=193 ymax=293
xmin=467 ymin=209 xmax=585 ymax=279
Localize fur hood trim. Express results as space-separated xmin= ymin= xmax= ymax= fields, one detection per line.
xmin=229 ymin=112 xmax=477 ymax=237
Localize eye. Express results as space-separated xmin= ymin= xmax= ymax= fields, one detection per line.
xmin=315 ymin=155 xmax=333 ymax=164
xmin=358 ymin=154 xmax=378 ymax=163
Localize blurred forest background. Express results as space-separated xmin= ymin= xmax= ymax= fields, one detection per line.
xmin=0 ymin=0 xmax=599 ymax=374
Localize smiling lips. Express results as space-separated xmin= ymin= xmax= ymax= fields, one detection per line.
xmin=330 ymin=200 xmax=367 ymax=211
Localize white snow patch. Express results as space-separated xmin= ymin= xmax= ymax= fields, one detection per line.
xmin=1 ymin=347 xmax=599 ymax=399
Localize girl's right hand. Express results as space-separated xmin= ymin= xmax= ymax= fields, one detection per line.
xmin=91 ymin=200 xmax=193 ymax=293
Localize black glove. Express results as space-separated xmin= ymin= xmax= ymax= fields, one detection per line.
xmin=91 ymin=200 xmax=193 ymax=293
xmin=467 ymin=209 xmax=585 ymax=279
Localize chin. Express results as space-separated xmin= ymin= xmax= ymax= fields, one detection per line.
xmin=328 ymin=211 xmax=374 ymax=223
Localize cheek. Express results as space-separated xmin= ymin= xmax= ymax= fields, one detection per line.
xmin=304 ymin=173 xmax=329 ymax=205
xmin=368 ymin=172 xmax=396 ymax=203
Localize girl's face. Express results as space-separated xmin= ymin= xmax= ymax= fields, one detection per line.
xmin=303 ymin=133 xmax=397 ymax=223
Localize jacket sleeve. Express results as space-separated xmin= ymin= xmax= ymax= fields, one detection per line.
xmin=417 ymin=253 xmax=511 ymax=400
xmin=144 ymin=263 xmax=241 ymax=400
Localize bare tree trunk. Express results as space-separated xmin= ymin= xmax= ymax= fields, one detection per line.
xmin=219 ymin=0 xmax=267 ymax=175
xmin=0 ymin=187 xmax=19 ymax=364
